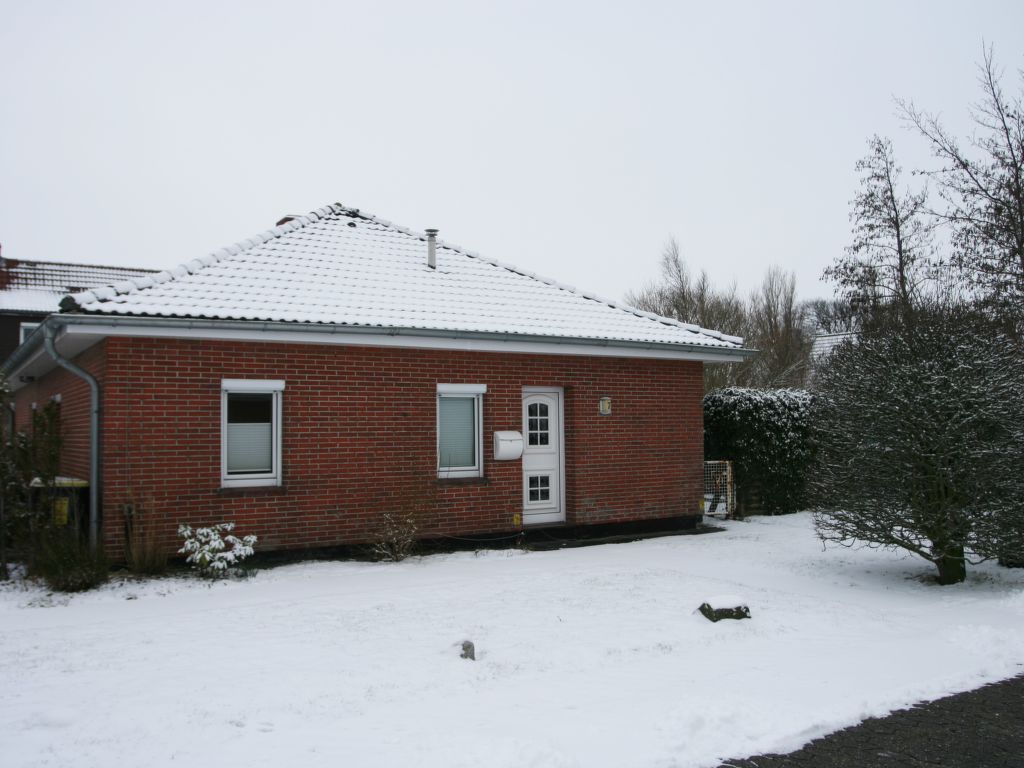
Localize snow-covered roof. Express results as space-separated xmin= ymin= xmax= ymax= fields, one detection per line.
xmin=810 ymin=332 xmax=856 ymax=359
xmin=64 ymin=204 xmax=745 ymax=351
xmin=0 ymin=259 xmax=158 ymax=313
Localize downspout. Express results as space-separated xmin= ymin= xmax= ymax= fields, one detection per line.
xmin=42 ymin=323 xmax=101 ymax=552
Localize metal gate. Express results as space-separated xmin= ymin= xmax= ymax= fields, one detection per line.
xmin=703 ymin=460 xmax=736 ymax=519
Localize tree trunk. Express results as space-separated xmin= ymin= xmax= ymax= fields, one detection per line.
xmin=935 ymin=546 xmax=967 ymax=585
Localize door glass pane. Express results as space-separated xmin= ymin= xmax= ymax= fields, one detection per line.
xmin=227 ymin=393 xmax=273 ymax=473
xmin=529 ymin=475 xmax=551 ymax=501
xmin=527 ymin=402 xmax=550 ymax=447
xmin=439 ymin=396 xmax=476 ymax=468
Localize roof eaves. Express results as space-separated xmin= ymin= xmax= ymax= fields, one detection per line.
xmin=59 ymin=312 xmax=756 ymax=354
xmin=2 ymin=314 xmax=756 ymax=384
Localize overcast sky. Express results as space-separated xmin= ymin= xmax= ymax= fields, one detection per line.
xmin=2 ymin=1 xmax=1022 ymax=306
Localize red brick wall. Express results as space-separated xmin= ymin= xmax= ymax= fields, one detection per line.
xmin=13 ymin=341 xmax=106 ymax=482
xmin=20 ymin=336 xmax=705 ymax=556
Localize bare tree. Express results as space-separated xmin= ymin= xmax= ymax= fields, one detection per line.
xmin=627 ymin=239 xmax=750 ymax=391
xmin=899 ymin=46 xmax=1024 ymax=338
xmin=805 ymin=298 xmax=860 ymax=335
xmin=629 ymin=241 xmax=814 ymax=390
xmin=742 ymin=267 xmax=812 ymax=388
xmin=824 ymin=136 xmax=938 ymax=325
xmin=627 ymin=238 xmax=748 ymax=335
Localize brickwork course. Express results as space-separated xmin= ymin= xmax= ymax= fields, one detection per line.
xmin=720 ymin=674 xmax=1024 ymax=768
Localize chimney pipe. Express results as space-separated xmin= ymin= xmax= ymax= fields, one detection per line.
xmin=425 ymin=229 xmax=438 ymax=269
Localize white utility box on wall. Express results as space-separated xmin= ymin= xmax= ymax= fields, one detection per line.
xmin=493 ymin=431 xmax=524 ymax=460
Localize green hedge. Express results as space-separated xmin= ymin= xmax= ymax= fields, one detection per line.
xmin=703 ymin=388 xmax=815 ymax=515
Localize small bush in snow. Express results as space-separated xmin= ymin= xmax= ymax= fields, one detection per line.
xmin=368 ymin=472 xmax=434 ymax=562
xmin=703 ymin=387 xmax=815 ymax=515
xmin=177 ymin=523 xmax=257 ymax=577
xmin=369 ymin=509 xmax=419 ymax=562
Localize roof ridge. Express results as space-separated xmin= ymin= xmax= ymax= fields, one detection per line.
xmin=65 ymin=203 xmax=350 ymax=309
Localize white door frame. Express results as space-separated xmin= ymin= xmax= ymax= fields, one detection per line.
xmin=521 ymin=386 xmax=566 ymax=525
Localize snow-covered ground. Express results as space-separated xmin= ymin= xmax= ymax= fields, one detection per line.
xmin=2 ymin=513 xmax=1022 ymax=768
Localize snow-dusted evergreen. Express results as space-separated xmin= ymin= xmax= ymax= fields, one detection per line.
xmin=811 ymin=309 xmax=1024 ymax=584
xmin=703 ymin=387 xmax=815 ymax=514
xmin=178 ymin=523 xmax=257 ymax=576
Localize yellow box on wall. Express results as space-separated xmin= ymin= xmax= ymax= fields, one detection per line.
xmin=52 ymin=497 xmax=69 ymax=526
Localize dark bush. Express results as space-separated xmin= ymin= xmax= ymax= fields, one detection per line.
xmin=703 ymin=387 xmax=815 ymax=515
xmin=31 ymin=529 xmax=109 ymax=592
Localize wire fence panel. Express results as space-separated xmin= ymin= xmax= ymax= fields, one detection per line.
xmin=703 ymin=460 xmax=735 ymax=519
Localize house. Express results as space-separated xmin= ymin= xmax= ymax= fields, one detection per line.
xmin=2 ymin=204 xmax=753 ymax=556
xmin=808 ymin=330 xmax=857 ymax=379
xmin=809 ymin=331 xmax=855 ymax=361
xmin=0 ymin=251 xmax=158 ymax=360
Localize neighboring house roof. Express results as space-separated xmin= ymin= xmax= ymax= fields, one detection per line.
xmin=62 ymin=204 xmax=745 ymax=351
xmin=810 ymin=332 xmax=856 ymax=360
xmin=0 ymin=259 xmax=159 ymax=314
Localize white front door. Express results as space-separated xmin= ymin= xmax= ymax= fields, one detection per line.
xmin=522 ymin=389 xmax=565 ymax=525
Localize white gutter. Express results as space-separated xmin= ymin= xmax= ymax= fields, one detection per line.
xmin=22 ymin=314 xmax=755 ymax=362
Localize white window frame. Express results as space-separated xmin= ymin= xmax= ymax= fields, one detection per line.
xmin=19 ymin=322 xmax=39 ymax=345
xmin=436 ymin=383 xmax=486 ymax=478
xmin=221 ymin=379 xmax=285 ymax=488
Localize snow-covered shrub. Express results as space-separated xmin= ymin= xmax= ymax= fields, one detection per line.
xmin=703 ymin=387 xmax=815 ymax=515
xmin=811 ymin=309 xmax=1024 ymax=584
xmin=177 ymin=523 xmax=257 ymax=577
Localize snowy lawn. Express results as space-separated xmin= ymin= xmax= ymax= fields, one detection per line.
xmin=2 ymin=512 xmax=1023 ymax=768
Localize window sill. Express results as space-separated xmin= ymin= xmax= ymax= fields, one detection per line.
xmin=217 ymin=485 xmax=288 ymax=497
xmin=435 ymin=476 xmax=490 ymax=486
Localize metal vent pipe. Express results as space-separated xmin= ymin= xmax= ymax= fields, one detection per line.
xmin=425 ymin=229 xmax=438 ymax=269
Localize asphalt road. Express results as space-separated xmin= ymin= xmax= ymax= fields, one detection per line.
xmin=720 ymin=673 xmax=1024 ymax=768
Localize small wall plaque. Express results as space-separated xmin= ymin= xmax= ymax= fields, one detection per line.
xmin=599 ymin=396 xmax=612 ymax=416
